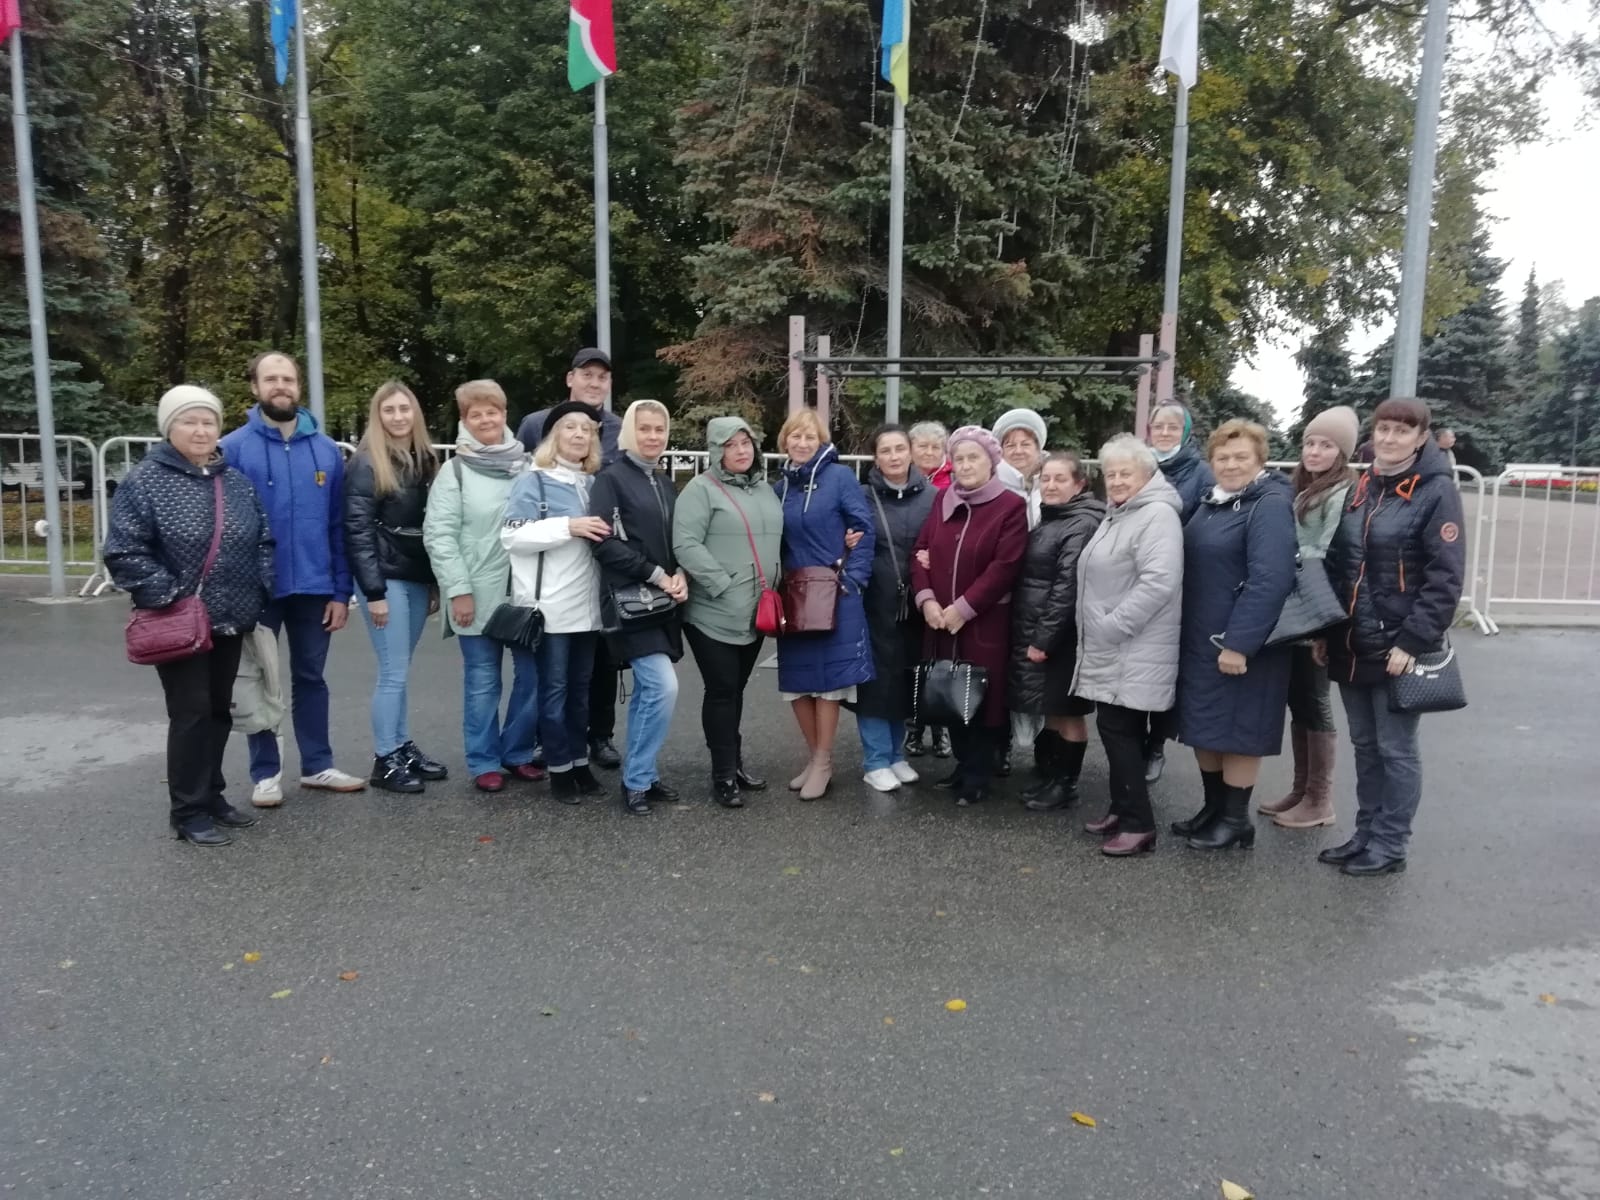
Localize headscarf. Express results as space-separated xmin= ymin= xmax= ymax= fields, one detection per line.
xmin=1148 ymin=401 xmax=1192 ymax=464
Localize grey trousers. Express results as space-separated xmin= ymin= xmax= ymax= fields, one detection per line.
xmin=1339 ymin=682 xmax=1423 ymax=856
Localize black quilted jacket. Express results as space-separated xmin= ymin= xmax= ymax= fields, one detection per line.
xmin=1008 ymin=492 xmax=1106 ymax=714
xmin=343 ymin=449 xmax=436 ymax=600
xmin=103 ymin=442 xmax=275 ymax=637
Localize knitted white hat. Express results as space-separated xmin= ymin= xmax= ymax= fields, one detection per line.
xmin=991 ymin=407 xmax=1047 ymax=449
xmin=157 ymin=385 xmax=224 ymax=438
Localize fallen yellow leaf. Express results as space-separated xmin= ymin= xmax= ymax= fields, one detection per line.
xmin=883 ymin=1017 xmax=895 ymax=1026
xmin=242 ymin=952 xmax=262 ymax=964
xmin=319 ymin=1055 xmax=332 ymax=1066
xmin=782 ymin=866 xmax=801 ymax=876
xmin=888 ymin=1147 xmax=905 ymax=1157
xmin=1070 ymin=1111 xmax=1096 ymax=1128
xmin=338 ymin=970 xmax=359 ymax=982
xmin=757 ymin=1092 xmax=776 ymax=1103
xmin=270 ymin=989 xmax=292 ymax=1000
xmin=933 ymin=910 xmax=947 ymax=918
xmin=221 ymin=962 xmax=234 ymax=971
xmin=1220 ymin=1181 xmax=1254 ymax=1200
xmin=1540 ymin=993 xmax=1557 ymax=1005
xmin=1019 ymin=866 xmax=1037 ymax=875
xmin=58 ymin=960 xmax=74 ymax=969
xmin=944 ymin=998 xmax=967 ymax=1012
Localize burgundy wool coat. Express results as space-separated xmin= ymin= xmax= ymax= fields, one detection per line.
xmin=910 ymin=486 xmax=1030 ymax=727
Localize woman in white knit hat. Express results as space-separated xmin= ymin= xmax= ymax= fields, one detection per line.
xmin=103 ymin=386 xmax=276 ymax=846
xmin=990 ymin=407 xmax=1047 ymax=530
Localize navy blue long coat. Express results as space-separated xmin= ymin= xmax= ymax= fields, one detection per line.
xmin=774 ymin=444 xmax=876 ymax=695
xmin=1176 ymin=471 xmax=1299 ymax=756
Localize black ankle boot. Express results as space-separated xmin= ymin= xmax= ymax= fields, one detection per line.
xmin=400 ymin=741 xmax=449 ymax=781
xmin=571 ymin=765 xmax=604 ymax=795
xmin=1187 ymin=784 xmax=1256 ymax=850
xmin=1022 ymin=738 xmax=1085 ymax=810
xmin=713 ymin=778 xmax=744 ymax=808
xmin=549 ymin=771 xmax=581 ymax=805
xmin=1171 ymin=769 xmax=1224 ymax=836
xmin=371 ymin=751 xmax=424 ymax=794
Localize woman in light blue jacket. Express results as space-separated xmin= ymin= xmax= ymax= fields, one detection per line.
xmin=421 ymin=380 xmax=541 ymax=794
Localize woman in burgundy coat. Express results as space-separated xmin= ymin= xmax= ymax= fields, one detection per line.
xmin=911 ymin=426 xmax=1030 ymax=807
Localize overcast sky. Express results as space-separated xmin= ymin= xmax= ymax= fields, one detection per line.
xmin=1232 ymin=53 xmax=1600 ymax=423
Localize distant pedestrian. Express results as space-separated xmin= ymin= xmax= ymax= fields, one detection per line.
xmin=104 ymin=386 xmax=275 ymax=845
xmin=589 ymin=400 xmax=687 ymax=815
xmin=344 ymin=381 xmax=445 ymax=794
xmin=516 ymin=348 xmax=625 ymax=771
xmin=1071 ymin=436 xmax=1184 ymax=856
xmin=1258 ymin=406 xmax=1357 ymax=831
xmin=221 ymin=352 xmax=368 ymax=804
xmin=1172 ymin=419 xmax=1298 ymax=852
xmin=421 ymin=380 xmax=541 ymax=793
xmin=1318 ymin=397 xmax=1465 ymax=876
xmin=1435 ymin=427 xmax=1459 ymax=475
xmin=672 ymin=416 xmax=784 ymax=808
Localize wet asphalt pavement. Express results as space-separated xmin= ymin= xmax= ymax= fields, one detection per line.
xmin=1 ymin=586 xmax=1596 ymax=1200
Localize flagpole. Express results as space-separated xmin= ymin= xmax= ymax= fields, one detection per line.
xmin=9 ymin=28 xmax=67 ymax=597
xmin=884 ymin=94 xmax=907 ymax=425
xmin=292 ymin=5 xmax=325 ymax=425
xmin=1156 ymin=81 xmax=1188 ymax=406
xmin=593 ymin=75 xmax=613 ymax=401
xmin=1389 ymin=0 xmax=1450 ymax=398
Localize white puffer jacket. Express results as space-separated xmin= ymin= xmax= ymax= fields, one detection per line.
xmin=1069 ymin=470 xmax=1185 ymax=713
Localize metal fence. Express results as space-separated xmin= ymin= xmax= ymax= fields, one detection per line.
xmin=1 ymin=433 xmax=1573 ymax=634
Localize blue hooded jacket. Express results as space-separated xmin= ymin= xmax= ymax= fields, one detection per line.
xmin=221 ymin=405 xmax=352 ymax=599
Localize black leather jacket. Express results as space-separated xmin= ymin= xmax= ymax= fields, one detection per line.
xmin=343 ymin=450 xmax=437 ymax=600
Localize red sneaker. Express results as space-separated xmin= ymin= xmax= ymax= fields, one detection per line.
xmin=474 ymin=772 xmax=505 ymax=793
xmin=504 ymin=763 xmax=548 ymax=782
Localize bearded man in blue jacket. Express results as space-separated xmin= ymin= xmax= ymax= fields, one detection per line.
xmin=221 ymin=352 xmax=367 ymax=805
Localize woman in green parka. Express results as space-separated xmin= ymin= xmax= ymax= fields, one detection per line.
xmin=671 ymin=417 xmax=784 ymax=808
xmin=421 ymin=380 xmax=542 ymax=793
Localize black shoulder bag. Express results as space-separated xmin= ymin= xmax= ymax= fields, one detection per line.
xmin=604 ymin=470 xmax=678 ymax=631
xmin=483 ymin=471 xmax=547 ymax=654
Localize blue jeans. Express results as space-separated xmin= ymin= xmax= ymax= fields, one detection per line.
xmin=1339 ymin=682 xmax=1423 ymax=857
xmin=248 ymin=594 xmax=335 ymax=782
xmin=457 ymin=634 xmax=540 ymax=777
xmin=857 ymin=716 xmax=904 ymax=773
xmin=360 ymin=581 xmax=430 ymax=755
xmin=622 ymin=652 xmax=679 ymax=792
xmin=536 ymin=632 xmax=597 ymax=772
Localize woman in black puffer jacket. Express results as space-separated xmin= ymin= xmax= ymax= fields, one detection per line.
xmin=104 ymin=386 xmax=275 ymax=846
xmin=344 ymin=381 xmax=443 ymax=794
xmin=1317 ymin=397 xmax=1464 ymax=877
xmin=1010 ymin=452 xmax=1106 ymax=812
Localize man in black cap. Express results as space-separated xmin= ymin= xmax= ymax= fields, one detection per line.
xmin=516 ymin=348 xmax=627 ymax=769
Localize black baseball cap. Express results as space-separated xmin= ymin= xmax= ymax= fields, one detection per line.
xmin=571 ymin=347 xmax=612 ymax=371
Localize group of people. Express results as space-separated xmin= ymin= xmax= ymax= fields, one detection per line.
xmin=105 ymin=352 xmax=1465 ymax=877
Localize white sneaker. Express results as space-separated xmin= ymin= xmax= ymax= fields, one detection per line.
xmin=251 ymin=776 xmax=284 ymax=808
xmin=299 ymin=768 xmax=368 ymax=793
xmin=862 ymin=768 xmax=902 ymax=792
xmin=889 ymin=760 xmax=920 ymax=785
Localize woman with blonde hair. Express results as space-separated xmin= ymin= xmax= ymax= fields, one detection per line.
xmin=774 ymin=408 xmax=875 ymax=800
xmin=589 ymin=400 xmax=688 ymax=814
xmin=422 ymin=379 xmax=541 ymax=793
xmin=345 ymin=380 xmax=444 ymax=793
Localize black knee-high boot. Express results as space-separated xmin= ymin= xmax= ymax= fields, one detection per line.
xmin=1171 ymin=768 xmax=1224 ymax=836
xmin=1187 ymin=784 xmax=1257 ymax=850
xmin=1024 ymin=737 xmax=1086 ymax=811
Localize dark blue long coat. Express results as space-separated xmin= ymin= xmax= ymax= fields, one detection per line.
xmin=774 ymin=444 xmax=876 ymax=695
xmin=1176 ymin=470 xmax=1299 ymax=756
xmin=1159 ymin=438 xmax=1215 ymax=524
xmin=854 ymin=467 xmax=937 ymax=720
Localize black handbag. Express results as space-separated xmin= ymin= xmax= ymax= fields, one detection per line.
xmin=913 ymin=658 xmax=989 ymax=728
xmin=605 ymin=505 xmax=678 ymax=631
xmin=1387 ymin=639 xmax=1467 ymax=714
xmin=1266 ymin=553 xmax=1347 ymax=646
xmin=483 ymin=473 xmax=547 ymax=654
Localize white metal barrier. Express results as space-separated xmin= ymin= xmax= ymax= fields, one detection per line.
xmin=1482 ymin=465 xmax=1600 ymax=630
xmin=0 ymin=434 xmax=101 ymax=576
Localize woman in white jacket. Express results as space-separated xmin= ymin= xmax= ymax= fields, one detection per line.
xmin=500 ymin=402 xmax=611 ymax=805
xmin=1069 ymin=435 xmax=1185 ymax=857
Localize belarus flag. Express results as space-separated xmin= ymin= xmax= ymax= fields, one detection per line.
xmin=568 ymin=0 xmax=616 ymax=92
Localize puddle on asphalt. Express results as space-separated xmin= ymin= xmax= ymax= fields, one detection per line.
xmin=2 ymin=710 xmax=166 ymax=791
xmin=1381 ymin=944 xmax=1600 ymax=1199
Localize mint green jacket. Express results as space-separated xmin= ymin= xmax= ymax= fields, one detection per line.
xmin=1297 ymin=482 xmax=1351 ymax=561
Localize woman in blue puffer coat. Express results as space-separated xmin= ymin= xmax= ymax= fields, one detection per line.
xmin=774 ymin=409 xmax=875 ymax=801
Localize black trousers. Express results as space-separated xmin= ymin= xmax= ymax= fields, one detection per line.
xmin=1098 ymin=702 xmax=1155 ymax=833
xmin=1286 ymin=644 xmax=1336 ymax=732
xmin=949 ymin=721 xmax=1004 ymax=790
xmin=684 ymin=624 xmax=764 ymax=780
xmin=587 ymin=633 xmax=618 ymax=741
xmin=154 ymin=635 xmax=244 ymax=828
xmin=1143 ymin=707 xmax=1178 ymax=757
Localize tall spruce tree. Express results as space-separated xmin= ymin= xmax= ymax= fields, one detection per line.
xmin=1290 ymin=327 xmax=1353 ymax=441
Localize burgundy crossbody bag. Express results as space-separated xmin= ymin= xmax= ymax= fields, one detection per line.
xmin=125 ymin=473 xmax=225 ymax=665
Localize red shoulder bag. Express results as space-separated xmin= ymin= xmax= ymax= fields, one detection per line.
xmin=125 ymin=472 xmax=225 ymax=665
xmin=709 ymin=476 xmax=786 ymax=637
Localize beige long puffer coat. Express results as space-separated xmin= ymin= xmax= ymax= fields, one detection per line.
xmin=1069 ymin=470 xmax=1185 ymax=713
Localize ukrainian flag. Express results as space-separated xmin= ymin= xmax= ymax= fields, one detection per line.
xmin=881 ymin=0 xmax=909 ymax=104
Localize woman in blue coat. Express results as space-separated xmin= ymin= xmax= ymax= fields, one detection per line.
xmin=775 ymin=409 xmax=875 ymax=801
xmin=1173 ymin=419 xmax=1298 ymax=851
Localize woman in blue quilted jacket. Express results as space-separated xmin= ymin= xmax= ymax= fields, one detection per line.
xmin=774 ymin=409 xmax=875 ymax=800
xmin=103 ymin=386 xmax=275 ymax=846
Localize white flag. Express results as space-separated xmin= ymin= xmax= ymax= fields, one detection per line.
xmin=1159 ymin=0 xmax=1198 ymax=89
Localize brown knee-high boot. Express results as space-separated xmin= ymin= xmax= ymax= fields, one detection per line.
xmin=1274 ymin=730 xmax=1338 ymax=828
xmin=1259 ymin=723 xmax=1308 ymax=815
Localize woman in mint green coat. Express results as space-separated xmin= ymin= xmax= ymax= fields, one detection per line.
xmin=421 ymin=381 xmax=541 ymax=793
xmin=671 ymin=417 xmax=784 ymax=808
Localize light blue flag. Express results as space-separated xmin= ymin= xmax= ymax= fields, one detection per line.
xmin=880 ymin=0 xmax=908 ymax=103
xmin=270 ymin=0 xmax=293 ymax=86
